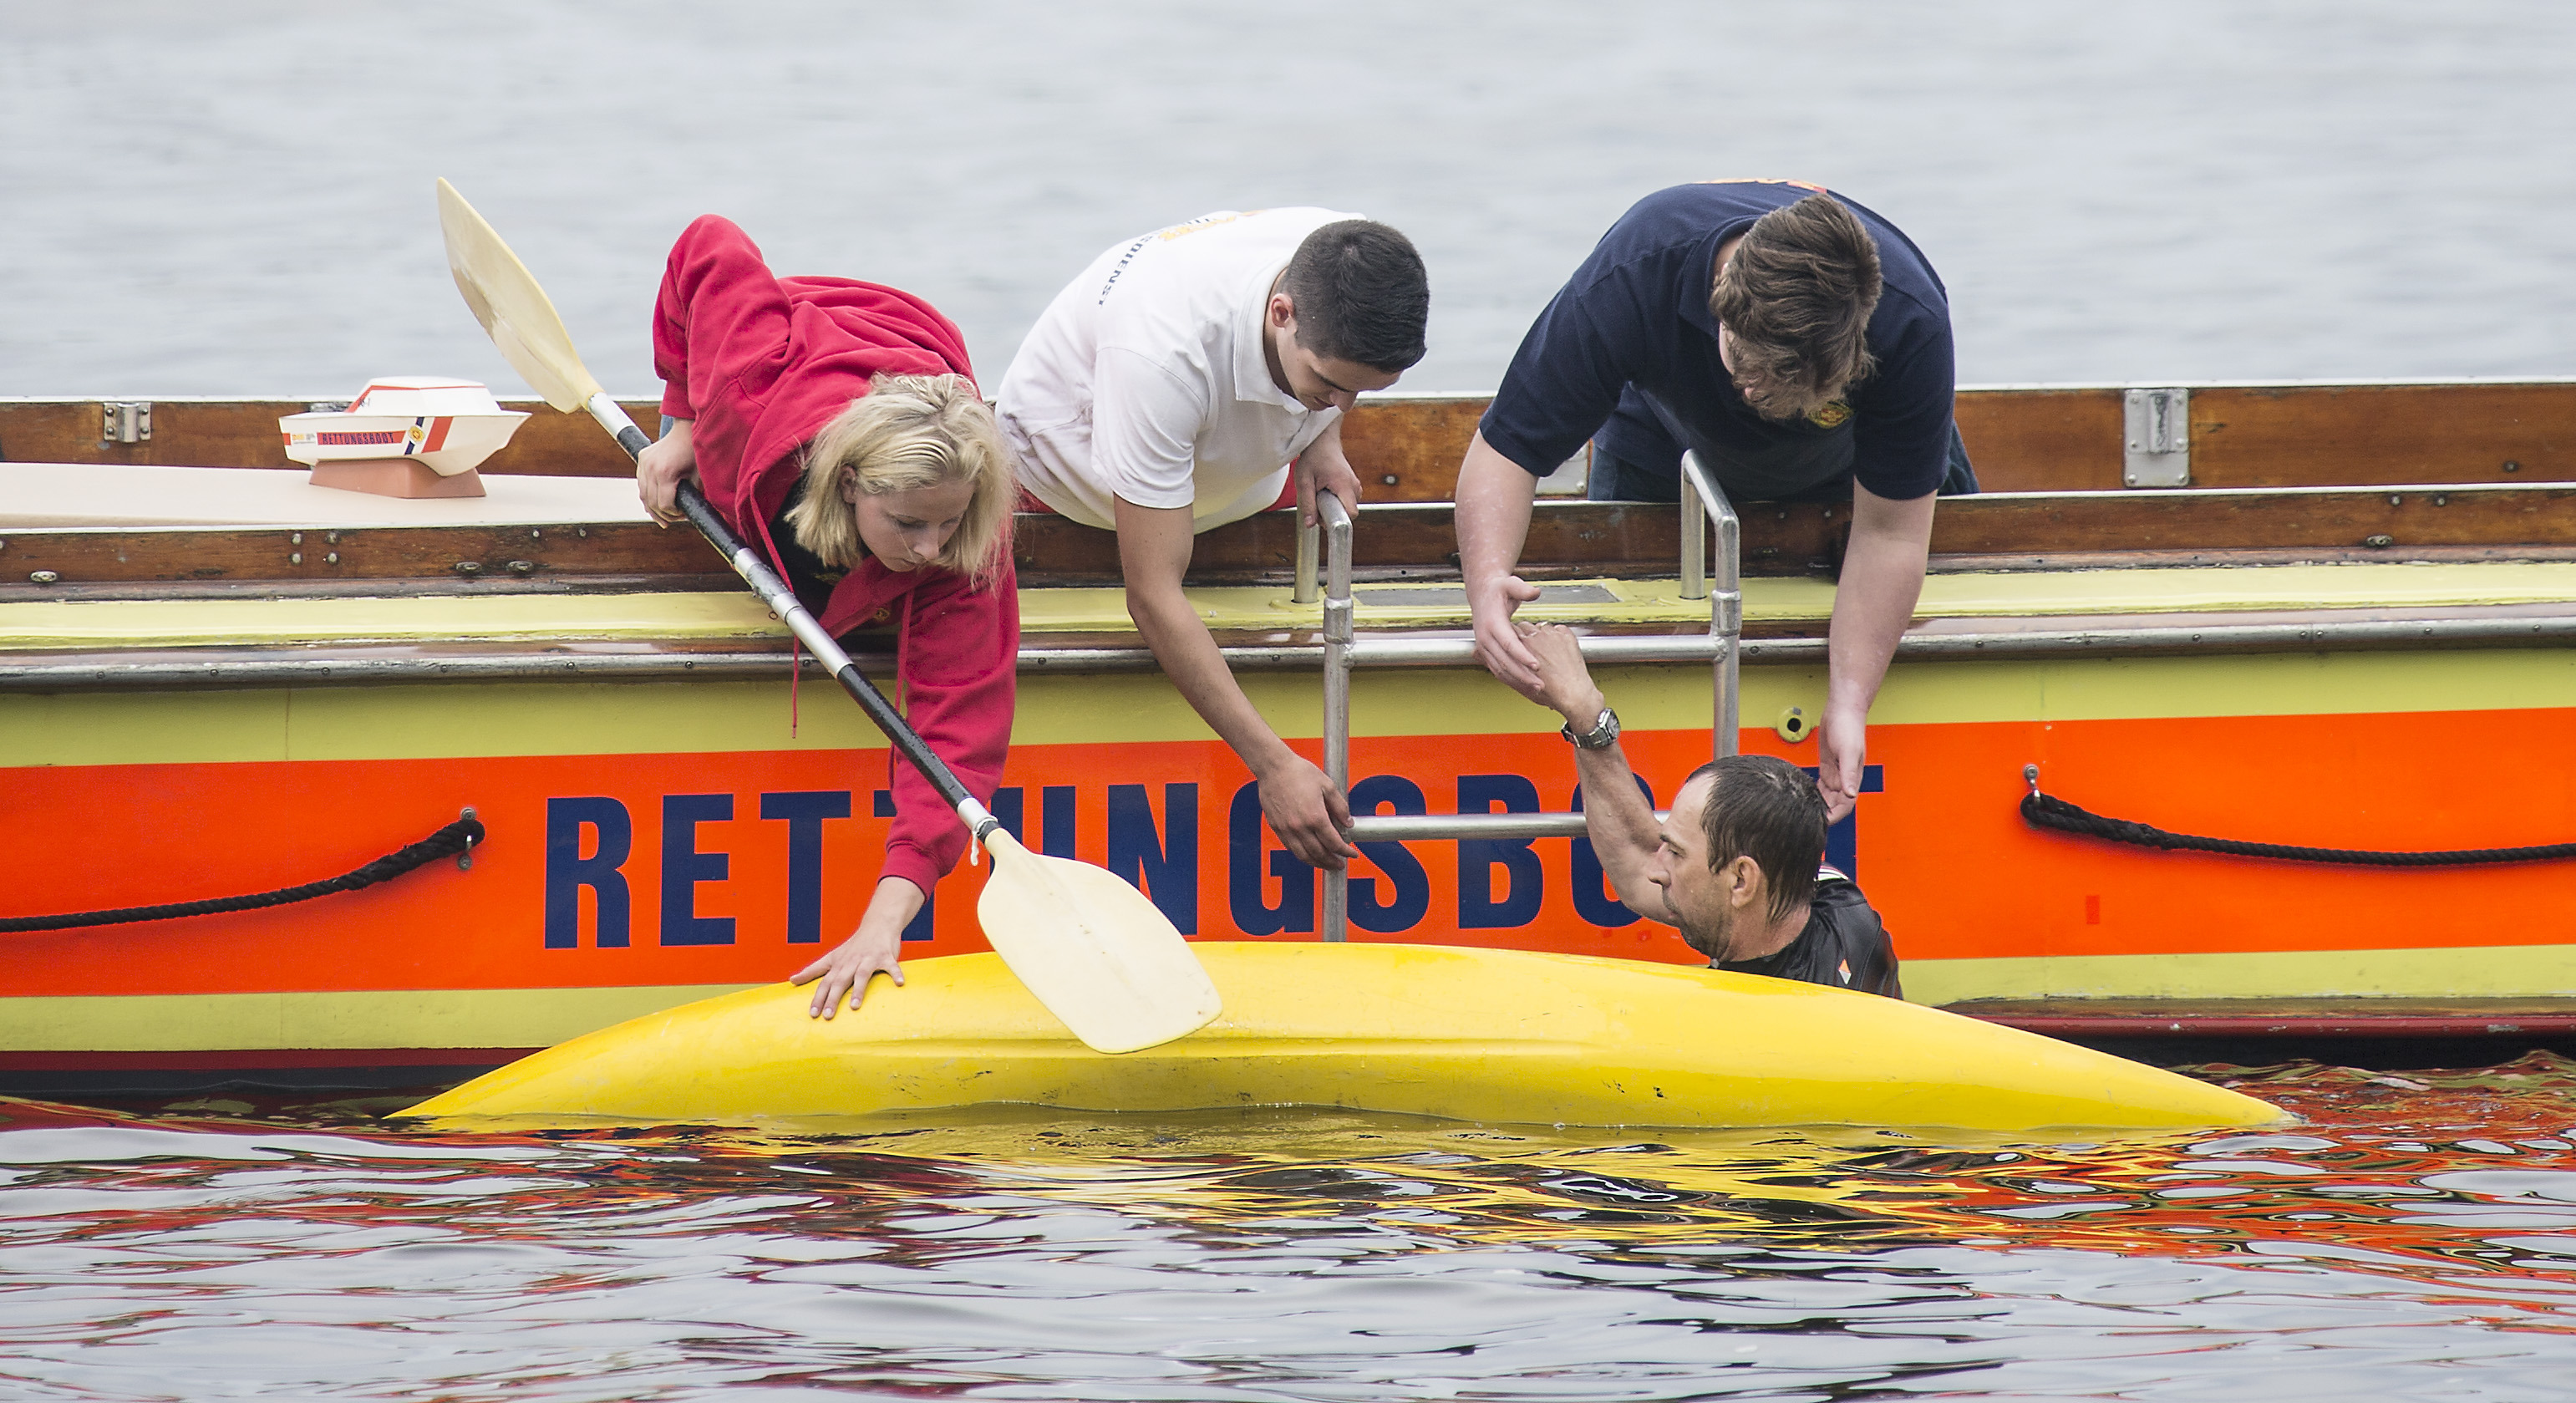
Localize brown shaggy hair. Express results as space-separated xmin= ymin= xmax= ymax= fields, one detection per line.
xmin=1708 ymin=195 xmax=1883 ymax=421
xmin=785 ymin=374 xmax=1015 ymax=588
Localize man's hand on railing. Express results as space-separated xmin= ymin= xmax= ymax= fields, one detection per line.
xmin=1294 ymin=448 xmax=1362 ymax=531
xmin=1258 ymin=752 xmax=1360 ymax=872
xmin=1470 ymin=574 xmax=1548 ymax=701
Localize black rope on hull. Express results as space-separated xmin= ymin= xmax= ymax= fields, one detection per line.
xmin=1 ymin=815 xmax=486 ymax=933
xmin=2020 ymin=783 xmax=2576 ymax=868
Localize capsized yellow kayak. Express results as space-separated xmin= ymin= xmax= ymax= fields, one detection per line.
xmin=399 ymin=943 xmax=2286 ymax=1131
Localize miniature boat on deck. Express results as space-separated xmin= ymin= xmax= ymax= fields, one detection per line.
xmin=277 ymin=377 xmax=528 ymax=478
xmin=3 ymin=380 xmax=2573 ymax=1095
xmin=399 ymin=944 xmax=2286 ymax=1132
xmin=277 ymin=377 xmax=527 ymax=498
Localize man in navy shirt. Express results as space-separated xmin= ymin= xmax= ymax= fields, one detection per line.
xmin=1457 ymin=182 xmax=1971 ymax=821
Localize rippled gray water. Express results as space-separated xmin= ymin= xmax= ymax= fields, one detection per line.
xmin=3 ymin=0 xmax=2572 ymax=399
xmin=7 ymin=1057 xmax=2574 ymax=1400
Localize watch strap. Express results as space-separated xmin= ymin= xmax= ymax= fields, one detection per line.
xmin=1562 ymin=707 xmax=1619 ymax=750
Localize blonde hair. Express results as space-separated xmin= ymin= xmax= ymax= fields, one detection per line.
xmin=786 ymin=374 xmax=1016 ymax=587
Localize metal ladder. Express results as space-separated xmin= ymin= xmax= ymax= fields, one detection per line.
xmin=1292 ymin=452 xmax=1745 ymax=941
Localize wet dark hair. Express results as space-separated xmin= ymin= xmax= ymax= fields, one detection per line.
xmin=1278 ymin=219 xmax=1430 ymax=374
xmin=1687 ymin=754 xmax=1828 ymax=923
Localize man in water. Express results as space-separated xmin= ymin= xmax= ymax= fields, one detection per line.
xmin=998 ymin=210 xmax=1430 ymax=872
xmin=1457 ymin=181 xmax=1972 ymax=824
xmin=1522 ymin=623 xmax=1901 ymax=997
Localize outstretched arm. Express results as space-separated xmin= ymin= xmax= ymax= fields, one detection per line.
xmin=1116 ymin=495 xmax=1358 ymax=871
xmin=1458 ymin=431 xmax=1547 ymax=698
xmin=1523 ymin=623 xmax=1664 ymax=917
xmin=1819 ymin=482 xmax=1933 ymax=821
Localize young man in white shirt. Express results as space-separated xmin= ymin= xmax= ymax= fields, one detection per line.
xmin=998 ymin=210 xmax=1430 ymax=872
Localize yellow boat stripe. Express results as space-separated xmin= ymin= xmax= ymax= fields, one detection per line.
xmin=0 ymin=592 xmax=783 ymax=650
xmin=1862 ymin=650 xmax=2576 ymax=727
xmin=4 ymin=647 xmax=2573 ymax=766
xmin=1906 ymin=943 xmax=2576 ymax=1004
xmin=3 ymin=984 xmax=755 ymax=1052
xmin=12 ymin=560 xmax=2576 ymax=652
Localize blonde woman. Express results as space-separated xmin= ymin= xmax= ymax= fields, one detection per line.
xmin=636 ymin=216 xmax=1017 ymax=1019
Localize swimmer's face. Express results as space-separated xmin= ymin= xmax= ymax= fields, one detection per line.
xmin=1649 ymin=774 xmax=1735 ymax=958
xmin=846 ymin=476 xmax=976 ymax=572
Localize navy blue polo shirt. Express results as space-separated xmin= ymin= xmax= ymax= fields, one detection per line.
xmin=1481 ymin=181 xmax=1955 ymax=502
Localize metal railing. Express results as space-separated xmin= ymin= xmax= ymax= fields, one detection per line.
xmin=1303 ymin=452 xmax=1742 ymax=941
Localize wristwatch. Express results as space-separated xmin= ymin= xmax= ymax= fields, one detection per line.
xmin=1561 ymin=706 xmax=1620 ymax=750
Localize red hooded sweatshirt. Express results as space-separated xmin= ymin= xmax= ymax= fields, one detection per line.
xmin=653 ymin=214 xmax=1018 ymax=897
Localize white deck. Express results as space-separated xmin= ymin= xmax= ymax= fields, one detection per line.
xmin=0 ymin=462 xmax=651 ymax=529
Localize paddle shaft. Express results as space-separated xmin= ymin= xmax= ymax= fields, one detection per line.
xmin=584 ymin=393 xmax=1001 ymax=846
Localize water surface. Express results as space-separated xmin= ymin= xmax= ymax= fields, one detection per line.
xmin=6 ymin=1055 xmax=2573 ymax=1400
xmin=3 ymin=0 xmax=2570 ymax=398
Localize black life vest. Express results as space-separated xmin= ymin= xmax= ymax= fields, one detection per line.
xmin=1714 ymin=865 xmax=1904 ymax=1000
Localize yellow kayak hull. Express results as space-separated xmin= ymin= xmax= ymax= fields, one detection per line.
xmin=400 ymin=943 xmax=2284 ymax=1131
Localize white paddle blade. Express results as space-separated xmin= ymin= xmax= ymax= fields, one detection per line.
xmin=975 ymin=831 xmax=1222 ymax=1054
xmin=435 ymin=178 xmax=604 ymax=414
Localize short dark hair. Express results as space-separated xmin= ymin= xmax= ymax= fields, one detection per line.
xmin=1279 ymin=219 xmax=1429 ymax=374
xmin=1709 ymin=194 xmax=1882 ymax=419
xmin=1689 ymin=754 xmax=1828 ymax=923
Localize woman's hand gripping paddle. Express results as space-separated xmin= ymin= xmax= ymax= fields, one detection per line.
xmin=433 ymin=179 xmax=1221 ymax=1055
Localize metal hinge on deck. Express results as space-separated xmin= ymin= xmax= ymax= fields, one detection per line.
xmin=101 ymin=400 xmax=151 ymax=445
xmin=2122 ymin=387 xmax=2188 ymax=487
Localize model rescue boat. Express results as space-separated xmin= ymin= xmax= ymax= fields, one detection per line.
xmin=278 ymin=377 xmax=527 ymax=496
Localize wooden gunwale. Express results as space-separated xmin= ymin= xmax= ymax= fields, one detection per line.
xmin=3 ymin=381 xmax=2570 ymax=590
xmin=5 ymin=482 xmax=2575 ymax=595
xmin=8 ymin=379 xmax=2574 ymax=494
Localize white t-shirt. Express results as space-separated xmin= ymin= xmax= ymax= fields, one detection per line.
xmin=998 ymin=208 xmax=1354 ymax=533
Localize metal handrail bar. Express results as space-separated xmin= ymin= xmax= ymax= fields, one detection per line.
xmin=1679 ymin=451 xmax=1742 ymax=759
xmin=1318 ymin=491 xmax=1356 ymax=939
xmin=1313 ymin=465 xmax=1742 ymax=939
xmin=1293 ymin=507 xmax=1321 ymax=604
xmin=1351 ymin=811 xmax=1590 ymax=841
xmin=1308 ymin=458 xmax=1751 ymax=937
xmin=1345 ymin=634 xmax=1725 ymax=667
xmin=1347 ymin=809 xmax=1674 ymax=842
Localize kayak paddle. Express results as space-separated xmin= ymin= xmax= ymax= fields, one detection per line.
xmin=433 ymin=178 xmax=1221 ymax=1055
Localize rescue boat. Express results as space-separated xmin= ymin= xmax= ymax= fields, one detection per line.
xmin=4 ymin=380 xmax=2573 ymax=1095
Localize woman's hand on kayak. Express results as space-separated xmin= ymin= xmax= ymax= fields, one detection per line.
xmin=791 ymin=876 xmax=922 ymax=1018
xmin=636 ymin=418 xmax=698 ymax=526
